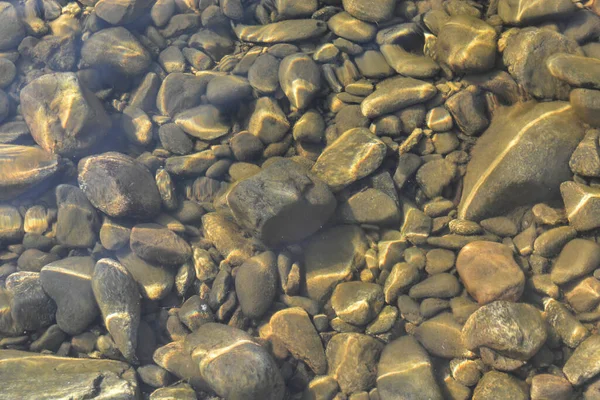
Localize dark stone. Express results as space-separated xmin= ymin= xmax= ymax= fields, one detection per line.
xmin=55 ymin=184 xmax=99 ymax=249
xmin=235 ymin=251 xmax=278 ymax=319
xmin=130 ymin=223 xmax=192 ymax=266
xmin=6 ymin=271 xmax=56 ymax=331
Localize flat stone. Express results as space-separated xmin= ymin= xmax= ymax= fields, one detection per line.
xmin=458 ymin=101 xmax=585 ymax=221
xmin=473 ymin=371 xmax=528 ymax=400
xmin=531 ymin=374 xmax=574 ymax=400
xmin=269 ymin=307 xmax=327 ymax=374
xmin=95 ymin=0 xmax=153 ymax=25
xmin=361 ymin=76 xmax=437 ymax=119
xmin=235 ymin=251 xmax=278 ymax=319
xmin=275 ymin=0 xmax=317 ymax=19
xmin=185 ymin=323 xmax=284 ymax=400
xmin=40 ymin=257 xmax=99 ymax=335
xmin=445 ymin=88 xmax=489 ymax=136
xmin=20 ymin=72 xmax=111 ymax=157
xmin=248 ymin=54 xmax=280 ymax=94
xmin=498 ymin=0 xmax=576 ymax=26
xmin=81 ymin=27 xmax=151 ymax=76
xmin=116 ymin=248 xmax=175 ymax=300
xmin=0 ymin=350 xmax=139 ymax=399
xmin=563 ymin=335 xmax=600 ymax=385
xmin=456 ymin=241 xmax=525 ymax=304
xmin=279 ymin=53 xmax=321 ymax=110
xmin=503 ymin=28 xmax=581 ymax=100
xmin=174 ymin=105 xmax=230 ymax=140
xmin=178 ymin=295 xmax=214 ymax=331
xmin=188 ymin=30 xmax=233 ymax=61
xmin=416 ymin=159 xmax=457 ymax=198
xmin=383 ymin=262 xmax=419 ymax=303
xmin=328 ymin=12 xmax=377 ymax=43
xmin=6 ymin=272 xmax=56 ymax=332
xmin=130 ymin=223 xmax=191 ymax=266
xmin=331 ymin=282 xmax=384 ymax=326
xmin=569 ymin=130 xmax=600 ymax=176
xmin=0 ymin=3 xmax=25 ymax=51
xmin=227 ymin=158 xmax=335 ymax=246
xmin=303 ymin=225 xmax=368 ymax=304
xmin=462 ymin=301 xmax=547 ymax=361
xmin=248 ymin=97 xmax=290 ymax=144
xmin=312 ymin=128 xmax=386 ymax=192
xmin=354 ymin=50 xmax=395 ymax=79
xmin=435 ymin=15 xmax=497 ymax=73
xmin=165 ymin=150 xmax=217 ymax=177
xmin=158 ymin=46 xmax=186 ymax=74
xmin=293 ymin=109 xmax=325 ymax=143
xmin=55 ymin=184 xmax=99 ymax=249
xmin=342 ymin=0 xmax=394 ymax=22
xmin=78 ymin=152 xmax=162 ymax=219
xmin=202 ymin=213 xmax=254 ymax=265
xmin=153 ymin=341 xmax=207 ymax=391
xmin=326 ymin=333 xmax=384 ymax=394
xmin=409 ymin=273 xmax=461 ymax=299
xmin=92 ymin=258 xmax=141 ymax=363
xmin=379 ymin=44 xmax=440 ymax=79
xmin=534 ymin=226 xmax=577 ymax=257
xmin=377 ymin=336 xmax=443 ymax=400
xmin=0 ymin=121 xmax=31 ymax=145
xmin=548 ymin=53 xmax=600 ymax=89
xmin=150 ymin=383 xmax=197 ymax=400
xmin=0 ymin=205 xmax=23 ymax=243
xmin=100 ymin=217 xmax=131 ymax=251
xmin=415 ymin=312 xmax=471 ymax=359
xmin=156 ymin=73 xmax=209 ymax=117
xmin=233 ymin=20 xmax=327 ymax=43
xmin=570 ymin=88 xmax=600 ymax=127
xmin=561 ymin=181 xmax=600 ymax=231
xmin=544 ymin=298 xmax=589 ymax=348
xmin=17 ymin=249 xmax=59 ymax=272
xmin=158 ymin=123 xmax=194 ymax=155
xmin=337 ymin=189 xmax=400 ymax=226
xmin=552 ymin=239 xmax=600 ymax=285
xmin=206 ymin=75 xmax=252 ymax=107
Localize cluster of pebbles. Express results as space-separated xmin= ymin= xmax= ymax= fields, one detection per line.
xmin=3 ymin=0 xmax=600 ymax=399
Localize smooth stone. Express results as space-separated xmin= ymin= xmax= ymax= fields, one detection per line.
xmin=293 ymin=109 xmax=325 ymax=143
xmin=178 ymin=295 xmax=214 ymax=331
xmin=174 ymin=105 xmax=230 ymax=140
xmin=342 ymin=0 xmax=394 ymax=23
xmin=206 ymin=75 xmax=252 ymax=107
xmin=0 ymin=205 xmax=23 ymax=243
xmin=552 ymin=239 xmax=600 ymax=285
xmin=337 ymin=189 xmax=400 ymax=226
xmin=165 ymin=150 xmax=217 ymax=177
xmin=78 ymin=152 xmax=162 ymax=219
xmin=233 ymin=20 xmax=327 ymax=43
xmin=0 ymin=121 xmax=31 ymax=145
xmin=327 ymin=333 xmax=384 ymax=394
xmin=248 ymin=97 xmax=290 ymax=144
xmin=435 ymin=15 xmax=497 ymax=73
xmin=336 ymin=105 xmax=369 ymax=135
xmin=531 ymin=374 xmax=574 ymax=400
xmin=100 ymin=217 xmax=131 ymax=251
xmin=159 ymin=46 xmax=186 ymax=74
xmin=327 ymin=12 xmax=377 ymax=43
xmin=456 ymin=241 xmax=525 ymax=304
xmin=188 ymin=30 xmax=233 ymax=61
xmin=95 ymin=0 xmax=153 ymax=25
xmin=0 ymin=3 xmax=25 ymax=51
xmin=548 ymin=53 xmax=600 ymax=89
xmin=380 ymin=44 xmax=440 ymax=79
xmin=150 ymin=383 xmax=197 ymax=400
xmin=561 ymin=181 xmax=600 ymax=231
xmin=462 ymin=301 xmax=547 ymax=360
xmin=563 ymin=335 xmax=600 ymax=385
xmin=312 ymin=128 xmax=386 ymax=192
xmin=361 ymin=76 xmax=437 ymax=119
xmin=498 ymin=0 xmax=576 ymax=26
xmin=275 ymin=0 xmax=317 ymax=19
xmin=0 ymin=58 xmax=15 ymax=89
xmin=235 ymin=251 xmax=278 ymax=319
xmin=81 ymin=27 xmax=151 ymax=76
xmin=354 ymin=50 xmax=395 ymax=79
xmin=202 ymin=213 xmax=254 ymax=265
xmin=129 ymin=72 xmax=161 ymax=113
xmin=248 ymin=54 xmax=280 ymax=94
xmin=227 ymin=158 xmax=335 ymax=246
xmin=303 ymin=376 xmax=339 ymax=400
xmin=445 ymin=88 xmax=489 ymax=136
xmin=458 ymin=101 xmax=585 ymax=221
xmin=39 ymin=257 xmax=99 ymax=335
xmin=377 ymin=336 xmax=443 ymax=400
xmin=269 ymin=307 xmax=326 ymax=374
xmin=92 ymin=258 xmax=141 ymax=363
xmin=0 ymin=350 xmax=139 ymax=399
xmin=570 ymin=130 xmax=600 ymax=176
xmin=570 ymin=88 xmax=600 ymax=127
xmin=473 ymin=371 xmax=528 ymax=400
xmin=153 ymin=341 xmax=207 ymax=391
xmin=415 ymin=312 xmax=471 ymax=359
xmin=185 ymin=323 xmax=285 ymax=400
xmin=158 ymin=123 xmax=194 ymax=155
xmin=279 ymin=53 xmax=321 ymax=110
xmin=20 ymin=72 xmax=110 ymax=157
xmin=533 ymin=226 xmax=577 ymax=257
xmin=55 ymin=184 xmax=99 ymax=249
xmin=383 ymin=262 xmax=419 ymax=303
xmin=544 ymin=298 xmax=589 ymax=348
xmin=503 ymin=28 xmax=581 ymax=100
xmin=6 ymin=272 xmax=56 ymax=332
xmin=116 ymin=248 xmax=174 ymax=300
xmin=230 ymin=131 xmax=263 ymax=161
xmin=130 ymin=223 xmax=191 ymax=266
xmin=156 ymin=73 xmax=209 ymax=117
xmin=303 ymin=225 xmax=367 ymax=304
xmin=562 ymin=10 xmax=600 ymax=44
xmin=17 ymin=249 xmax=59 ymax=272
xmin=331 ymin=282 xmax=384 ymax=326
xmin=408 ymin=273 xmax=461 ymax=299
xmin=416 ymin=159 xmax=457 ymax=198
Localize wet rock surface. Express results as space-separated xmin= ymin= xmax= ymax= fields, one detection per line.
xmin=3 ymin=1 xmax=600 ymax=399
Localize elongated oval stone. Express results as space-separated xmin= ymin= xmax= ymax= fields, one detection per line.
xmin=361 ymin=76 xmax=437 ymax=119
xmin=92 ymin=258 xmax=141 ymax=363
xmin=174 ymin=105 xmax=230 ymax=140
xmin=498 ymin=0 xmax=576 ymax=26
xmin=233 ymin=20 xmax=327 ymax=43
xmin=0 ymin=145 xmax=61 ymax=201
xmin=458 ymin=101 xmax=585 ymax=221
